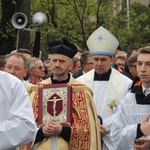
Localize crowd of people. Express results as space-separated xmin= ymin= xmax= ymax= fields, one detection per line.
xmin=0 ymin=26 xmax=150 ymax=150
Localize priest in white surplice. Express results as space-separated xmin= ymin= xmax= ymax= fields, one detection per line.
xmin=110 ymin=47 xmax=150 ymax=150
xmin=77 ymin=26 xmax=132 ymax=150
xmin=0 ymin=71 xmax=36 ymax=150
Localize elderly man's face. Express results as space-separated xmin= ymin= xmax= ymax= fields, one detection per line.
xmin=93 ymin=55 xmax=112 ymax=76
xmin=4 ymin=56 xmax=28 ymax=81
xmin=51 ymin=54 xmax=73 ymax=79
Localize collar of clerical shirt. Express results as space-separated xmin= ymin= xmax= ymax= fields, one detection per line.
xmin=51 ymin=73 xmax=70 ymax=84
xmin=94 ymin=68 xmax=111 ymax=81
xmin=131 ymin=80 xmax=150 ymax=104
xmin=142 ymin=85 xmax=150 ymax=96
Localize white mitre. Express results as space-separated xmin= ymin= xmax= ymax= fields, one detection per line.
xmin=87 ymin=26 xmax=119 ymax=56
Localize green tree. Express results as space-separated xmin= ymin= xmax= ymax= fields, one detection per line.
xmin=1 ymin=1 xmax=150 ymax=56
xmin=110 ymin=2 xmax=150 ymax=50
xmin=30 ymin=0 xmax=113 ymax=56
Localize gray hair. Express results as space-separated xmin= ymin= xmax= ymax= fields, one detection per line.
xmin=26 ymin=58 xmax=41 ymax=69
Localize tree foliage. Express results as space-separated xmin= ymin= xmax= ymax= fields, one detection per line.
xmin=110 ymin=2 xmax=150 ymax=50
xmin=30 ymin=0 xmax=113 ymax=56
xmin=0 ymin=0 xmax=150 ymax=56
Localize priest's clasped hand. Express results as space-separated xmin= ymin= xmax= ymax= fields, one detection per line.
xmin=42 ymin=121 xmax=63 ymax=137
xmin=100 ymin=124 xmax=106 ymax=137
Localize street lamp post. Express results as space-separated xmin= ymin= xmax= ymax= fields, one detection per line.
xmin=126 ymin=0 xmax=130 ymax=29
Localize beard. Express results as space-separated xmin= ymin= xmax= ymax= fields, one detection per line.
xmin=52 ymin=67 xmax=66 ymax=77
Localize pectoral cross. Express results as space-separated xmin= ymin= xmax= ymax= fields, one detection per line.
xmin=48 ymin=97 xmax=62 ymax=117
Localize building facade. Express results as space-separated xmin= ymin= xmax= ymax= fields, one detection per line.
xmin=130 ymin=0 xmax=149 ymax=6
